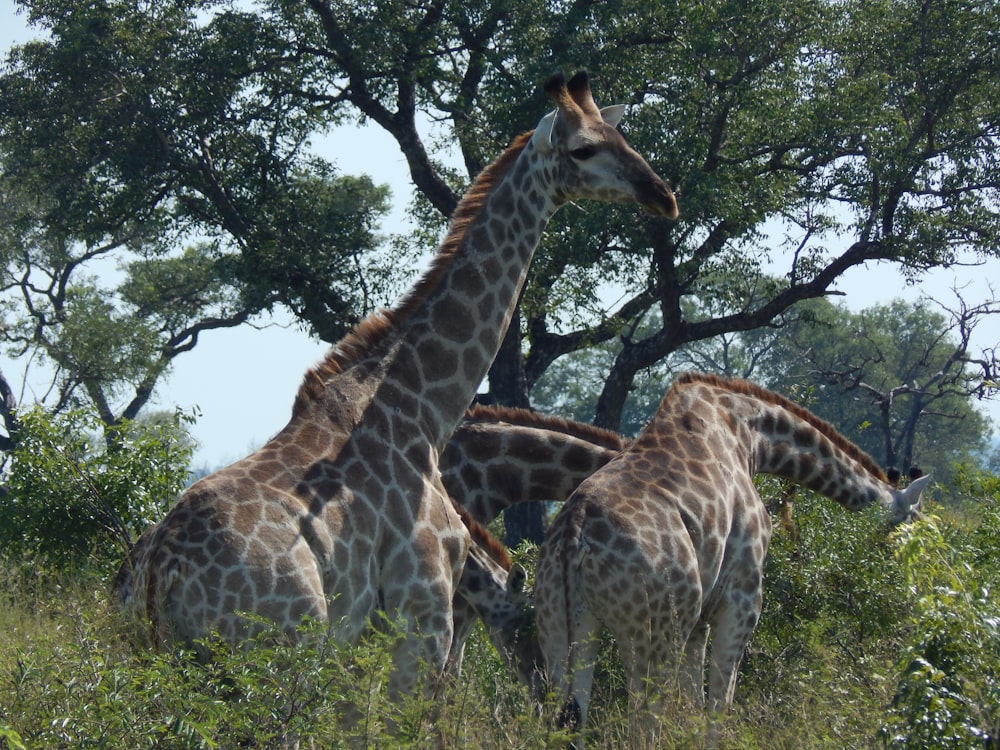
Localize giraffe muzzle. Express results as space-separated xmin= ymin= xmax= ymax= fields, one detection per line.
xmin=640 ymin=178 xmax=679 ymax=220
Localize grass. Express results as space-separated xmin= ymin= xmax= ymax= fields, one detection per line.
xmin=0 ymin=562 xmax=900 ymax=749
xmin=2 ymin=486 xmax=998 ymax=748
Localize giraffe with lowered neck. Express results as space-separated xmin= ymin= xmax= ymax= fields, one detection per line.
xmin=442 ymin=404 xmax=630 ymax=694
xmin=120 ymin=71 xmax=677 ymax=697
xmin=535 ymin=372 xmax=931 ymax=745
xmin=443 ymin=403 xmax=629 ymax=525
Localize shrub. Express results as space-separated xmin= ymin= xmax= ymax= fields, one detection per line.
xmin=880 ymin=476 xmax=1000 ymax=749
xmin=0 ymin=407 xmax=194 ymax=572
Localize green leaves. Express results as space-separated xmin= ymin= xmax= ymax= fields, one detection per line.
xmin=0 ymin=406 xmax=195 ymax=571
xmin=883 ymin=496 xmax=1000 ymax=748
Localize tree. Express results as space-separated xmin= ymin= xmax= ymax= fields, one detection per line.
xmin=0 ymin=0 xmax=390 ymax=439
xmin=753 ymin=295 xmax=998 ymax=484
xmin=259 ymin=0 xmax=1000 ymax=420
xmin=5 ymin=0 xmax=1000 ymax=540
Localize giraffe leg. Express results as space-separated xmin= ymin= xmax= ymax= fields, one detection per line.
xmin=444 ymin=595 xmax=477 ymax=678
xmin=705 ymin=595 xmax=761 ymax=714
xmin=552 ymin=609 xmax=600 ymax=749
xmin=680 ymin=619 xmax=709 ymax=708
xmin=536 ymin=537 xmax=600 ymax=746
xmin=623 ymin=643 xmax=661 ymax=750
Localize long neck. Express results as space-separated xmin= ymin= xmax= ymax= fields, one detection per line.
xmin=748 ymin=399 xmax=892 ymax=511
xmin=377 ymin=136 xmax=558 ymax=449
xmin=440 ymin=406 xmax=628 ymax=523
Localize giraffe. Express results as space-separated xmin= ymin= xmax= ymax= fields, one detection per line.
xmin=116 ymin=505 xmax=535 ymax=687
xmin=534 ymin=372 xmax=931 ymax=745
xmin=115 ymin=404 xmax=627 ymax=696
xmin=442 ymin=404 xmax=630 ymax=696
xmin=442 ymin=403 xmax=629 ymax=525
xmin=120 ymin=70 xmax=677 ymax=699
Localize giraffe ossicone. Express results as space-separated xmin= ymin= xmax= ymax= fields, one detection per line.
xmin=116 ymin=70 xmax=677 ymax=702
xmin=535 ymin=372 xmax=930 ymax=746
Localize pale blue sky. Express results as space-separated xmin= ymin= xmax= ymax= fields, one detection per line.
xmin=3 ymin=4 xmax=998 ymax=468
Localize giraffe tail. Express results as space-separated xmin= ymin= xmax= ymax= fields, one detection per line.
xmin=557 ymin=695 xmax=583 ymax=731
xmin=553 ymin=503 xmax=599 ymax=738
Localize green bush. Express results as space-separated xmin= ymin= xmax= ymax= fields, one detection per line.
xmin=880 ymin=471 xmax=1000 ymax=749
xmin=739 ymin=479 xmax=913 ymax=747
xmin=0 ymin=407 xmax=194 ymax=572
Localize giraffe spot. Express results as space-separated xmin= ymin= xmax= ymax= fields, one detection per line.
xmin=584 ymin=516 xmax=613 ymax=546
xmin=429 ymin=302 xmax=475 ymax=347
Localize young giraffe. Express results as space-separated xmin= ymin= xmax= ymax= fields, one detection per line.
xmin=535 ymin=372 xmax=930 ymax=745
xmin=120 ymin=71 xmax=677 ymax=698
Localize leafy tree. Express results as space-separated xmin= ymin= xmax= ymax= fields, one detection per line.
xmin=0 ymin=0 xmax=390 ymax=437
xmin=751 ymin=296 xmax=996 ymax=484
xmin=5 ymin=0 xmax=1000 ymax=541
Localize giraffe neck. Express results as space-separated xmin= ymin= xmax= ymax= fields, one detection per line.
xmin=440 ymin=405 xmax=629 ymax=523
xmin=670 ymin=373 xmax=893 ymax=511
xmin=296 ymin=133 xmax=560 ymax=451
xmin=750 ymin=403 xmax=892 ymax=509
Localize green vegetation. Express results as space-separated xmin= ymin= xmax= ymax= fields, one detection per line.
xmin=2 ymin=0 xmax=999 ymax=745
xmin=4 ymin=0 xmax=999 ymax=438
xmin=2 ymin=469 xmax=997 ymax=748
xmin=0 ymin=408 xmax=194 ymax=573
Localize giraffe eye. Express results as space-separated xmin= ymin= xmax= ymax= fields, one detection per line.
xmin=569 ymin=145 xmax=598 ymax=160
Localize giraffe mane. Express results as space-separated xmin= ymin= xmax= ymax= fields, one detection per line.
xmin=453 ymin=502 xmax=512 ymax=569
xmin=674 ymin=372 xmax=889 ymax=482
xmin=464 ymin=403 xmax=629 ymax=451
xmin=292 ymin=132 xmax=535 ymax=416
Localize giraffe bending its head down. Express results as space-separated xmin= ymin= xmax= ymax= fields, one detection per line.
xmin=443 ymin=404 xmax=630 ymax=525
xmin=535 ymin=372 xmax=930 ymax=744
xmin=119 ymin=71 xmax=677 ymax=697
xmin=442 ymin=404 xmax=630 ymax=696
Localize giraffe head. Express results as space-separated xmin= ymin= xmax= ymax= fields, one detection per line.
xmin=530 ymin=71 xmax=678 ymax=219
xmin=885 ymin=471 xmax=932 ymax=525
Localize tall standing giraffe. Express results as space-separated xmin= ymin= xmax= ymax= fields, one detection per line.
xmin=535 ymin=372 xmax=930 ymax=745
xmin=121 ymin=71 xmax=677 ymax=697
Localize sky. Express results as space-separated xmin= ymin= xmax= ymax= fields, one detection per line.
xmin=3 ymin=4 xmax=999 ymax=469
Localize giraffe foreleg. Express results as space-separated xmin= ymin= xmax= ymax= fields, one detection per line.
xmin=444 ymin=595 xmax=477 ymax=678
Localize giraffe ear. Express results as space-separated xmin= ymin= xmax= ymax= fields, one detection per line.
xmin=530 ymin=110 xmax=557 ymax=153
xmin=600 ymin=104 xmax=627 ymax=128
xmin=903 ymin=473 xmax=932 ymax=508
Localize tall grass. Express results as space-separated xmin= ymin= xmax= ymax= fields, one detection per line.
xmin=2 ymin=476 xmax=998 ymax=748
